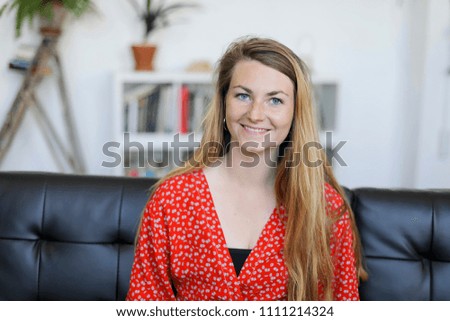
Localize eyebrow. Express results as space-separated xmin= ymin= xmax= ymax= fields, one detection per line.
xmin=232 ymin=85 xmax=290 ymax=97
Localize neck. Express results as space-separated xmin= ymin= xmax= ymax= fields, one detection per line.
xmin=221 ymin=148 xmax=277 ymax=187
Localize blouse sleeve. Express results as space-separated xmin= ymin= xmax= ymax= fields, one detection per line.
xmin=326 ymin=185 xmax=360 ymax=301
xmin=126 ymin=188 xmax=176 ymax=301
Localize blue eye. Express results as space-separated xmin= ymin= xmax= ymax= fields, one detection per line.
xmin=270 ymin=97 xmax=283 ymax=105
xmin=236 ymin=93 xmax=250 ymax=101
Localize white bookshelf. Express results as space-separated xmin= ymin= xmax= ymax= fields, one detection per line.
xmin=112 ymin=72 xmax=212 ymax=177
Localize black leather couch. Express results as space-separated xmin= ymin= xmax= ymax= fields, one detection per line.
xmin=0 ymin=172 xmax=449 ymax=300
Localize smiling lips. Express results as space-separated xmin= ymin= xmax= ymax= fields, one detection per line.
xmin=242 ymin=124 xmax=270 ymax=135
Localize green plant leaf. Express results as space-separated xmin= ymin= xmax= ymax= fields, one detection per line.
xmin=2 ymin=0 xmax=95 ymax=38
xmin=158 ymin=3 xmax=198 ymax=17
xmin=62 ymin=0 xmax=91 ymax=17
xmin=0 ymin=4 xmax=8 ymax=17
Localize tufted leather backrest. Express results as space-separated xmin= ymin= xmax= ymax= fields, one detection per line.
xmin=347 ymin=188 xmax=450 ymax=300
xmin=0 ymin=172 xmax=449 ymax=300
xmin=0 ymin=172 xmax=156 ymax=300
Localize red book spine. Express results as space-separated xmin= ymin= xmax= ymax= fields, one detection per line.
xmin=180 ymin=85 xmax=190 ymax=133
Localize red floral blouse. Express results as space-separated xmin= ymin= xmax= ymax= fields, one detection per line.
xmin=126 ymin=169 xmax=359 ymax=301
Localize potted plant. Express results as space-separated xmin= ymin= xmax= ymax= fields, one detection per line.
xmin=128 ymin=0 xmax=197 ymax=71
xmin=0 ymin=0 xmax=95 ymax=37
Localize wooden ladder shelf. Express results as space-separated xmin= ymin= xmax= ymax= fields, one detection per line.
xmin=0 ymin=32 xmax=86 ymax=174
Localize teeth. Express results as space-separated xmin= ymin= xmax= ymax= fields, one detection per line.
xmin=244 ymin=125 xmax=268 ymax=133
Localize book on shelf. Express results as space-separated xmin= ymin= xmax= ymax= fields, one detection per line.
xmin=138 ymin=87 xmax=160 ymax=132
xmin=179 ymin=84 xmax=212 ymax=134
xmin=180 ymin=85 xmax=190 ymax=134
xmin=8 ymin=44 xmax=36 ymax=71
xmin=124 ymin=83 xmax=157 ymax=132
xmin=155 ymin=85 xmax=170 ymax=132
xmin=125 ymin=148 xmax=196 ymax=178
xmin=9 ymin=58 xmax=31 ymax=71
xmin=188 ymin=85 xmax=212 ymax=133
xmin=125 ymin=166 xmax=171 ymax=178
xmin=157 ymin=85 xmax=178 ymax=133
xmin=124 ymin=84 xmax=179 ymax=134
xmin=125 ymin=149 xmax=173 ymax=178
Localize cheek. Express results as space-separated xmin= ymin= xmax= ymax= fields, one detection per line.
xmin=277 ymin=109 xmax=294 ymax=129
xmin=225 ymin=100 xmax=244 ymax=123
xmin=224 ymin=96 xmax=235 ymax=119
xmin=273 ymin=110 xmax=294 ymax=141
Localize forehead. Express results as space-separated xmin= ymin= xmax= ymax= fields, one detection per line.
xmin=229 ymin=60 xmax=294 ymax=93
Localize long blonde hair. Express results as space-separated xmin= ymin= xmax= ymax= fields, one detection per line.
xmin=148 ymin=36 xmax=367 ymax=300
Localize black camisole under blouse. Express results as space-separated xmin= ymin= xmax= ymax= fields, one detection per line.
xmin=228 ymin=248 xmax=251 ymax=276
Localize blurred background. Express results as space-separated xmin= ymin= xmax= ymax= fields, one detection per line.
xmin=0 ymin=0 xmax=449 ymax=189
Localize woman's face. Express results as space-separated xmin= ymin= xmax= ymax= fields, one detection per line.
xmin=225 ymin=59 xmax=294 ymax=156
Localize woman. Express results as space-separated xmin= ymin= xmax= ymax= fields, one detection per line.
xmin=127 ymin=37 xmax=367 ymax=301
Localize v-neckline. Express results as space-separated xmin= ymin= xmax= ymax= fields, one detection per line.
xmin=198 ymin=168 xmax=278 ymax=281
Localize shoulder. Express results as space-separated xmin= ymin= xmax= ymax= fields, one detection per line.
xmin=324 ymin=182 xmax=351 ymax=227
xmin=149 ymin=169 xmax=203 ymax=211
xmin=141 ymin=170 xmax=203 ymax=227
xmin=142 ymin=170 xmax=202 ymax=221
xmin=324 ymin=183 xmax=345 ymax=211
xmin=153 ymin=169 xmax=202 ymax=197
xmin=324 ymin=183 xmax=352 ymax=238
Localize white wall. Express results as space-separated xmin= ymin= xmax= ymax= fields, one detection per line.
xmin=0 ymin=0 xmax=448 ymax=188
xmin=415 ymin=0 xmax=450 ymax=189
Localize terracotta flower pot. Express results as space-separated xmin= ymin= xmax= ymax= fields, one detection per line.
xmin=132 ymin=44 xmax=157 ymax=71
xmin=39 ymin=2 xmax=67 ymax=37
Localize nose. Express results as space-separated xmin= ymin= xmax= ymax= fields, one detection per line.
xmin=247 ymin=100 xmax=265 ymax=122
